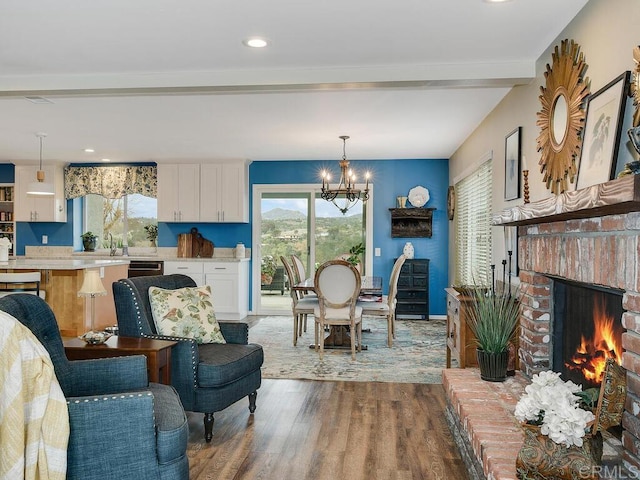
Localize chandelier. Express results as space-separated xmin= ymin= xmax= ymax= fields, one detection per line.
xmin=320 ymin=135 xmax=370 ymax=215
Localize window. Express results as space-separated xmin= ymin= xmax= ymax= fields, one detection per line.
xmin=84 ymin=194 xmax=157 ymax=248
xmin=455 ymin=159 xmax=492 ymax=285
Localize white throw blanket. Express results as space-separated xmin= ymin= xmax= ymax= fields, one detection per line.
xmin=0 ymin=311 xmax=69 ymax=480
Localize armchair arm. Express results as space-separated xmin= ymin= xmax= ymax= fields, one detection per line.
xmin=220 ymin=322 xmax=249 ymax=344
xmin=66 ymin=390 xmax=160 ymax=480
xmin=66 ymin=355 xmax=148 ymax=397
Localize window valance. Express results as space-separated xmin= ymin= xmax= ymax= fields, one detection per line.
xmin=64 ymin=165 xmax=157 ymax=200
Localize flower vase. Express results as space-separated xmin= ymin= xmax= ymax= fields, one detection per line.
xmin=515 ymin=424 xmax=602 ymax=480
xmin=402 ymin=242 xmax=414 ymax=259
xmin=476 ymin=348 xmax=508 ymax=382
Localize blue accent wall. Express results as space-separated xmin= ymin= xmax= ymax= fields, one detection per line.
xmin=13 ymin=159 xmax=450 ymax=315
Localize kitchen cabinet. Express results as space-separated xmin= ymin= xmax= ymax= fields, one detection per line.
xmin=157 ymin=162 xmax=249 ymax=223
xmin=157 ymin=164 xmax=200 ymax=222
xmin=200 ymin=163 xmax=249 ymax=223
xmin=396 ymin=258 xmax=429 ymax=319
xmin=0 ymin=184 xmax=15 ymax=255
xmin=15 ymin=166 xmax=66 ymax=222
xmin=164 ymin=260 xmax=249 ymax=320
xmin=204 ymin=261 xmax=249 ymax=320
xmin=445 ymin=287 xmax=477 ymax=369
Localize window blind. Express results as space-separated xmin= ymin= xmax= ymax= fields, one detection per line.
xmin=454 ymin=159 xmax=492 ymax=286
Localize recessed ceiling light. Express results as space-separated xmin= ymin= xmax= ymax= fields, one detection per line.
xmin=243 ymin=37 xmax=269 ymax=48
xmin=84 ymin=148 xmax=95 ymax=153
xmin=101 ymin=158 xmax=111 ymax=162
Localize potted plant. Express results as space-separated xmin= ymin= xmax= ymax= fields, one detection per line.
xmin=144 ymin=224 xmax=158 ymax=247
xmin=466 ymin=287 xmax=520 ymax=382
xmin=80 ymin=231 xmax=98 ymax=252
xmin=261 ymin=255 xmax=277 ymax=285
xmin=346 ymin=242 xmax=365 ymax=267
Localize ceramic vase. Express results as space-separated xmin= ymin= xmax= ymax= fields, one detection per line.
xmin=402 ymin=242 xmax=414 ymax=259
xmin=235 ymin=242 xmax=245 ymax=259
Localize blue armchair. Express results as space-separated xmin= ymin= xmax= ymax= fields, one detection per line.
xmin=113 ymin=274 xmax=263 ymax=442
xmin=0 ymin=294 xmax=189 ymax=480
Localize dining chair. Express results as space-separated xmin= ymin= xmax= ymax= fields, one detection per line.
xmin=314 ymin=259 xmax=363 ymax=360
xmin=281 ymin=256 xmax=317 ymax=345
xmin=0 ymin=272 xmax=46 ymax=300
xmin=291 ymin=254 xmax=316 ymax=299
xmin=357 ymin=254 xmax=406 ymax=347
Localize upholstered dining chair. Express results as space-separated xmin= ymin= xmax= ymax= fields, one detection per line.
xmin=281 ymin=256 xmax=317 ymax=344
xmin=357 ymin=254 xmax=406 ymax=347
xmin=113 ymin=274 xmax=264 ymax=443
xmin=291 ymin=254 xmax=316 ymax=299
xmin=314 ymin=260 xmax=363 ymax=360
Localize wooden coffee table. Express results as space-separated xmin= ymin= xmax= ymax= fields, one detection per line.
xmin=63 ymin=336 xmax=177 ymax=385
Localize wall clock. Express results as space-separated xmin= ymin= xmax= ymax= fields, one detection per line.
xmin=536 ymin=39 xmax=590 ymax=194
xmin=447 ymin=186 xmax=455 ymax=221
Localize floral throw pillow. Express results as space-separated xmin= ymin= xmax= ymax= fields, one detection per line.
xmin=148 ymin=285 xmax=226 ymax=344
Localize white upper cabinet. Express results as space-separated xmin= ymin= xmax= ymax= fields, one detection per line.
xmin=200 ymin=163 xmax=249 ymax=223
xmin=157 ymin=164 xmax=200 ymax=222
xmin=157 ymin=162 xmax=249 ymax=223
xmin=15 ymin=165 xmax=66 ymax=223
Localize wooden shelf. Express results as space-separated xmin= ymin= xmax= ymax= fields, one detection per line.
xmin=493 ymin=175 xmax=640 ymax=226
xmin=389 ymin=207 xmax=435 ymax=238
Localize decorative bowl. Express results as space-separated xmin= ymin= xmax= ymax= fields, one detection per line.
xmin=408 ymin=185 xmax=430 ymax=207
xmin=79 ymin=330 xmax=112 ymax=345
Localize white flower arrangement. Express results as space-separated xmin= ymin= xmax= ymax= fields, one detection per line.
xmin=514 ymin=370 xmax=595 ymax=448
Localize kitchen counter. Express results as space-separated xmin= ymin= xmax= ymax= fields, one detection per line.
xmin=3 ymin=258 xmax=130 ymax=269
xmin=70 ymin=253 xmax=249 ymax=262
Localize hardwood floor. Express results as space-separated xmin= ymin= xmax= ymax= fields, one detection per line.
xmin=187 ymin=379 xmax=468 ymax=480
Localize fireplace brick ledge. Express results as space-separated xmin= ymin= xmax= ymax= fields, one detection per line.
xmin=493 ymin=175 xmax=640 ymax=227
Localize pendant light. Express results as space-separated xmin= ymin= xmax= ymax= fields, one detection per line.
xmin=27 ymin=132 xmax=55 ymax=196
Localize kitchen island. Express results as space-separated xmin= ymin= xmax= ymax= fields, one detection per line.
xmin=0 ymin=258 xmax=129 ymax=336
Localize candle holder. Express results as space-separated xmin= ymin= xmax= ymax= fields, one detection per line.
xmin=523 ymin=169 xmax=530 ymax=204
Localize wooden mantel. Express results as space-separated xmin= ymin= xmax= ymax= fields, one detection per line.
xmin=493 ymin=175 xmax=640 ymax=226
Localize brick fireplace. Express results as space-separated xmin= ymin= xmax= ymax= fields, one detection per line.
xmin=501 ymin=175 xmax=640 ymax=473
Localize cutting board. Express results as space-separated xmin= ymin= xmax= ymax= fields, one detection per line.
xmin=177 ymin=228 xmax=214 ymax=258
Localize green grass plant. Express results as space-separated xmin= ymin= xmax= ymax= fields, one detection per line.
xmin=467 ymin=289 xmax=520 ymax=354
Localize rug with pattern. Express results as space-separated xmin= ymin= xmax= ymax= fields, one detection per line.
xmin=248 ymin=316 xmax=449 ymax=384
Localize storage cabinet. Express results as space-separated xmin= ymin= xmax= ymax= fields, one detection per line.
xmin=164 ymin=260 xmax=249 ymax=320
xmin=445 ymin=287 xmax=478 ymax=368
xmin=157 ymin=162 xmax=249 ymax=223
xmin=204 ymin=261 xmax=249 ymax=320
xmin=157 ymin=164 xmax=200 ymax=222
xmin=389 ymin=208 xmax=435 ymax=238
xmin=200 ymin=163 xmax=249 ymax=223
xmin=395 ymin=258 xmax=429 ymax=319
xmin=0 ymin=184 xmax=15 ymax=255
xmin=15 ymin=166 xmax=66 ymax=222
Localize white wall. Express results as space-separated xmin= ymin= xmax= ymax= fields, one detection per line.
xmin=448 ymin=0 xmax=640 ymax=283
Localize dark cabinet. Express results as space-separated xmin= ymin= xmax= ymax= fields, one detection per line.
xmin=395 ymin=258 xmax=429 ymax=319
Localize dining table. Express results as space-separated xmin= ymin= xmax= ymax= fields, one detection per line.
xmin=292 ymin=275 xmax=383 ymax=350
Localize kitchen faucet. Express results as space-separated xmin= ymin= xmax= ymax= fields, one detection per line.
xmin=109 ymin=233 xmax=117 ymax=256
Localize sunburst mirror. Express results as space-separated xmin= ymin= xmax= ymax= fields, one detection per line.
xmin=536 ymin=39 xmax=590 ymax=194
xmin=632 ymin=45 xmax=640 ymax=127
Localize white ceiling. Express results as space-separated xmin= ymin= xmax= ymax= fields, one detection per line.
xmin=0 ymin=0 xmax=588 ymax=165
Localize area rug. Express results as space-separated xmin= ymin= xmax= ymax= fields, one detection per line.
xmin=248 ymin=316 xmax=448 ymax=384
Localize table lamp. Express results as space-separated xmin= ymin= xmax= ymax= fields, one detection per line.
xmin=78 ymin=269 xmax=107 ymax=336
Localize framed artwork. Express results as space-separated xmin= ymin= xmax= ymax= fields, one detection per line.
xmin=576 ymin=71 xmax=630 ymax=190
xmin=504 ymin=127 xmax=521 ymax=200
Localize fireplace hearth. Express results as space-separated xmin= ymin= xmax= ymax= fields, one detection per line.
xmin=552 ymin=279 xmax=624 ymax=389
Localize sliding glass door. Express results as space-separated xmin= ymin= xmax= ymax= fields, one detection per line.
xmin=252 ymin=184 xmax=372 ymax=315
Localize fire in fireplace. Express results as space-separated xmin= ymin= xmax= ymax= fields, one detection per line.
xmin=552 ymin=280 xmax=624 ymax=389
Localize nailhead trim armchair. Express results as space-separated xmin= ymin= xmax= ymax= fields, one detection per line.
xmin=113 ymin=274 xmax=263 ymax=442
xmin=0 ymin=294 xmax=189 ymax=480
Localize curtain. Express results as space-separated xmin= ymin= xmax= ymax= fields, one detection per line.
xmin=64 ymin=166 xmax=157 ymax=199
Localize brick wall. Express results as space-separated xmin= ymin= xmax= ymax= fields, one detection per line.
xmin=517 ymin=212 xmax=640 ymax=470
